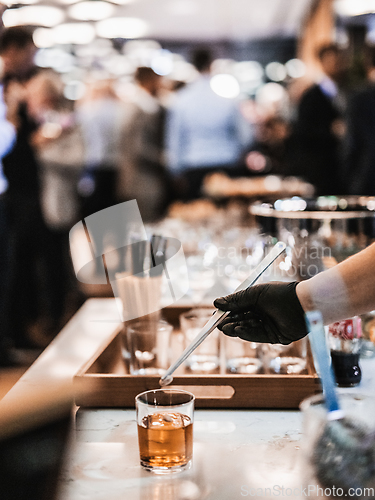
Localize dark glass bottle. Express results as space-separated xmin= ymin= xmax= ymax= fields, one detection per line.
xmin=330 ymin=350 xmax=361 ymax=387
xmin=328 ymin=317 xmax=362 ymax=387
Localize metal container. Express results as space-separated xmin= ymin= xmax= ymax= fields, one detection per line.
xmin=250 ymin=196 xmax=375 ymax=280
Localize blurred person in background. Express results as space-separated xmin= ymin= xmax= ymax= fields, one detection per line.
xmin=0 ymin=45 xmax=17 ymax=365
xmin=243 ymin=115 xmax=291 ymax=177
xmin=288 ymin=44 xmax=348 ymax=195
xmin=343 ymin=46 xmax=375 ymax=195
xmin=0 ymin=28 xmax=77 ymax=360
xmin=77 ymin=79 xmax=127 ymax=218
xmin=26 ymin=69 xmax=85 ymax=339
xmin=0 ymin=26 xmax=47 ymax=361
xmin=117 ymin=66 xmax=171 ymax=221
xmin=165 ymin=48 xmax=252 ymax=200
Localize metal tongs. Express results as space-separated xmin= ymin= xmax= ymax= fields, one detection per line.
xmin=159 ymin=241 xmax=286 ymax=386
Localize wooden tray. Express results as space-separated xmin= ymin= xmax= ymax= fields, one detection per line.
xmin=74 ymin=307 xmax=321 ymax=409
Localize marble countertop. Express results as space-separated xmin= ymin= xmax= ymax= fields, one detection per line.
xmin=1 ymin=298 xmax=374 ymax=500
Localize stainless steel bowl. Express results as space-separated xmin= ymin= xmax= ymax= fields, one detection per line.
xmin=250 ymin=196 xmax=375 ymax=279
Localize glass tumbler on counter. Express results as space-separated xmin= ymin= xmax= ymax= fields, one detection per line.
xmin=263 ymin=338 xmax=308 ymax=374
xmin=180 ymin=308 xmax=220 ymax=373
xmin=136 ymin=389 xmax=195 ymax=474
xmin=328 ymin=318 xmax=362 ymax=387
xmin=224 ymin=337 xmax=262 ymax=374
xmin=121 ymin=320 xmax=173 ymax=375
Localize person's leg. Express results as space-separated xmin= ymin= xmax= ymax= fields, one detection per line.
xmin=5 ymin=193 xmax=55 ymax=350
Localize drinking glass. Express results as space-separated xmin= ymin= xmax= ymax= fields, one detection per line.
xmin=262 ymin=338 xmax=308 ymax=374
xmin=224 ymin=337 xmax=262 ymax=374
xmin=136 ymin=389 xmax=195 ymax=473
xmin=122 ymin=320 xmax=173 ymax=375
xmin=180 ymin=308 xmax=220 ymax=373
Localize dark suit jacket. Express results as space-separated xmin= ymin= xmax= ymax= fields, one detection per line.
xmin=288 ymin=84 xmax=343 ymax=195
xmin=344 ymin=84 xmax=375 ymax=195
xmin=2 ymin=102 xmax=40 ymax=197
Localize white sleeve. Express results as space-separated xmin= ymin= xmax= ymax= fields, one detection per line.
xmin=165 ymin=104 xmax=184 ymax=174
xmin=0 ymin=86 xmax=16 ymax=159
xmin=0 ymin=120 xmax=16 ymax=158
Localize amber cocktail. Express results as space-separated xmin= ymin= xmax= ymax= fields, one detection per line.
xmin=136 ymin=389 xmax=194 ymax=473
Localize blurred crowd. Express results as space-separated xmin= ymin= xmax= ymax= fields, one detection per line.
xmin=1 ymin=25 xmax=375 ymax=364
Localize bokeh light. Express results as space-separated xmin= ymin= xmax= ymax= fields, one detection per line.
xmin=210 ymin=74 xmax=240 ymax=99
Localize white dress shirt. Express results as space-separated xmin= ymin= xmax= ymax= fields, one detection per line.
xmin=77 ymin=97 xmax=127 ymax=169
xmin=319 ymin=76 xmax=338 ymax=100
xmin=166 ymin=75 xmax=251 ymax=174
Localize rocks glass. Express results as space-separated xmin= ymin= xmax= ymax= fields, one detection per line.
xmin=180 ymin=308 xmax=220 ymax=373
xmin=136 ymin=389 xmax=195 ymax=473
xmin=262 ymin=338 xmax=308 ymax=375
xmin=122 ymin=320 xmax=173 ymax=375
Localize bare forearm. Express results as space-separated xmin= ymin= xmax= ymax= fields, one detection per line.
xmin=296 ymin=243 xmax=375 ymax=324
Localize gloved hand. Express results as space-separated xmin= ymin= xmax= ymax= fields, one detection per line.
xmin=213 ymin=281 xmax=308 ymax=345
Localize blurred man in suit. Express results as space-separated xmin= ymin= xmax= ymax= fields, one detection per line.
xmin=288 ymin=44 xmax=348 ymax=195
xmin=0 ymin=27 xmax=46 ymax=359
xmin=0 ymin=42 xmax=17 ymax=365
xmin=344 ymin=46 xmax=375 ymax=195
xmin=118 ymin=66 xmax=170 ymax=221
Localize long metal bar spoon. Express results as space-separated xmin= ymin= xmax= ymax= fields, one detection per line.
xmin=159 ymin=241 xmax=286 ymax=387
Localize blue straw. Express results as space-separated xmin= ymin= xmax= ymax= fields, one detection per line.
xmin=305 ymin=311 xmax=341 ymax=416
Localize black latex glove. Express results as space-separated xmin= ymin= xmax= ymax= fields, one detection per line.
xmin=213 ymin=281 xmax=308 ymax=345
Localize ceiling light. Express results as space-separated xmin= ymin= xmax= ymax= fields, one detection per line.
xmin=75 ymin=39 xmax=114 ymax=57
xmin=51 ymin=23 xmax=96 ymax=45
xmin=167 ymin=0 xmax=199 ymax=16
xmin=121 ymin=40 xmax=161 ymax=66
xmin=256 ymin=82 xmax=286 ymax=106
xmin=169 ymin=60 xmax=197 ymax=82
xmin=64 ymin=80 xmax=87 ymax=100
xmin=35 ymin=48 xmax=75 ymax=72
xmin=3 ymin=6 xmax=65 ymax=27
xmin=55 ymin=0 xmax=82 ymax=4
xmin=122 ymin=39 xmax=161 ymax=62
xmin=151 ymin=49 xmax=173 ymax=76
xmin=211 ymin=58 xmax=236 ymax=75
xmin=210 ymin=74 xmax=240 ymax=99
xmin=285 ymin=58 xmax=306 ymax=79
xmin=5 ymin=0 xmax=39 ymax=4
xmin=101 ymin=54 xmax=134 ymax=75
xmin=265 ymin=62 xmax=287 ymax=82
xmin=233 ymin=61 xmax=264 ymax=82
xmin=96 ymin=17 xmax=148 ymax=39
xmin=107 ymin=0 xmax=135 ymax=4
xmin=335 ymin=0 xmax=375 ymax=16
xmin=33 ymin=28 xmax=55 ymax=48
xmin=69 ymin=1 xmax=115 ymax=21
